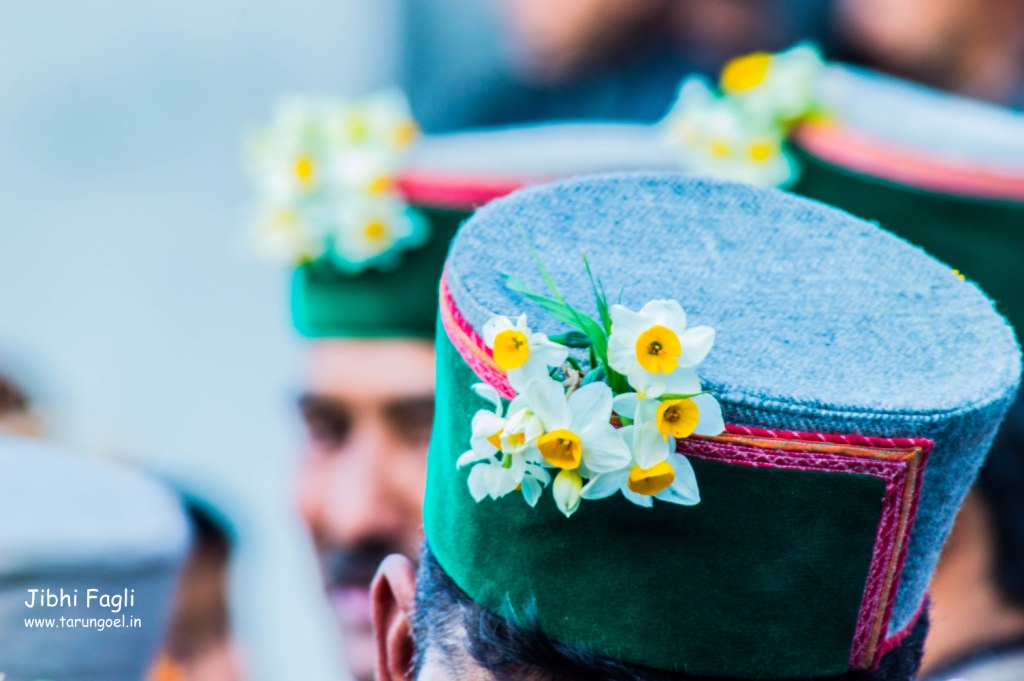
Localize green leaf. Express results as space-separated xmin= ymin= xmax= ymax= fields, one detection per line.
xmin=581 ymin=365 xmax=606 ymax=385
xmin=550 ymin=331 xmax=592 ymax=348
xmin=583 ymin=253 xmax=612 ymax=334
xmin=658 ymin=391 xmax=710 ymax=401
xmin=606 ymin=367 xmax=631 ymax=395
xmin=503 ymin=273 xmax=609 ymax=366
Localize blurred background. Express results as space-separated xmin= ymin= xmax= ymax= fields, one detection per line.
xmin=1 ymin=0 xmax=1022 ymax=680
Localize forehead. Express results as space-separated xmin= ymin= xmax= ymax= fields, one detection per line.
xmin=305 ymin=338 xmax=435 ymax=401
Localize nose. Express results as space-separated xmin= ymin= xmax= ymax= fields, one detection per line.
xmin=317 ymin=417 xmax=409 ymax=547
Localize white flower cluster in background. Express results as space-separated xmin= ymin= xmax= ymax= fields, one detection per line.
xmin=663 ymin=43 xmax=826 ymax=187
xmin=245 ymin=90 xmax=427 ymax=272
xmin=460 ymin=261 xmax=725 ymax=518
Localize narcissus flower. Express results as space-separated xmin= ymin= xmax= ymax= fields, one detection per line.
xmin=612 ymin=392 xmax=724 ymax=465
xmin=720 ymin=43 xmax=825 ymax=125
xmin=247 ymin=96 xmax=327 ymax=203
xmin=663 ymin=81 xmax=797 ymax=187
xmin=247 ymin=90 xmax=424 ymax=271
xmin=581 ymin=446 xmax=700 ymax=509
xmin=483 ymin=315 xmax=569 ymax=391
xmin=458 ymin=383 xmax=550 ymax=507
xmin=323 ymin=89 xmax=419 ymax=152
xmin=330 ymin=198 xmax=429 ymax=273
xmin=524 ymin=378 xmax=631 ymax=475
xmin=608 ymin=300 xmax=714 ymax=398
xmin=251 ymin=205 xmax=320 ymax=264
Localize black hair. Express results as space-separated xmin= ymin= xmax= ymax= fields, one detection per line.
xmin=411 ymin=542 xmax=927 ymax=681
xmin=977 ymin=396 xmax=1024 ymax=607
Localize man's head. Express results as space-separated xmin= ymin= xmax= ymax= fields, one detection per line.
xmin=297 ymin=337 xmax=436 ymax=678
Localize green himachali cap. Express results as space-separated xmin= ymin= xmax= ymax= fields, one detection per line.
xmin=426 ymin=173 xmax=1021 ymax=678
xmin=245 ymin=92 xmax=681 ymax=338
xmin=0 ymin=435 xmax=190 ymax=681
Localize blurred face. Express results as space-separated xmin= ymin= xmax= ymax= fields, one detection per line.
xmin=837 ymin=0 xmax=986 ymax=72
xmin=297 ymin=339 xmax=435 ymax=681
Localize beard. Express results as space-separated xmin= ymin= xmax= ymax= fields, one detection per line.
xmin=320 ymin=538 xmax=405 ymax=680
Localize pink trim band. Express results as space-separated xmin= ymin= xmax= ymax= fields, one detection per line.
xmin=398 ymin=171 xmax=538 ymax=210
xmin=441 ymin=273 xmax=931 ymax=670
xmin=795 ymin=123 xmax=1024 ymax=201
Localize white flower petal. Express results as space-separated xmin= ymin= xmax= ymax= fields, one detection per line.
xmin=568 ymin=383 xmax=613 ymax=432
xmin=485 ymin=464 xmax=518 ymax=499
xmin=580 ymin=427 xmax=632 ymax=473
xmin=609 ymin=304 xmax=645 ymax=334
xmin=458 ymin=448 xmax=493 ymax=468
xmin=692 ymin=393 xmax=725 ymax=436
xmin=612 ymin=392 xmax=640 ymax=419
xmin=632 ymin=399 xmax=672 ymax=468
xmin=507 ymin=357 xmax=553 ymax=393
xmin=552 ymin=470 xmax=583 ymax=518
xmin=532 ymin=333 xmax=570 ymax=368
xmin=482 ymin=315 xmax=513 ymax=348
xmin=472 ymin=383 xmax=504 ymax=413
xmin=521 ymin=477 xmax=544 ymax=507
xmin=467 ymin=465 xmax=489 ymax=502
xmin=580 ymin=471 xmax=629 ymax=500
xmin=524 ymin=378 xmax=571 ymax=430
xmin=622 ymin=487 xmax=654 ymax=508
xmin=656 ymin=454 xmax=701 ymax=505
xmin=626 ymin=364 xmax=661 ymax=398
xmin=608 ymin=344 xmax=636 ymax=379
xmin=663 ymin=367 xmax=703 ymax=396
xmin=471 ymin=410 xmax=505 ymax=437
xmin=678 ymin=326 xmax=715 ymax=367
xmin=524 ymin=463 xmax=552 ymax=486
xmin=639 ymin=299 xmax=687 ymax=335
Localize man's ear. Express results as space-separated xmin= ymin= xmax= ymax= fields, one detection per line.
xmin=372 ymin=554 xmax=418 ymax=681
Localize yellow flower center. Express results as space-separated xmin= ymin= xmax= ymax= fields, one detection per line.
xmin=628 ymin=461 xmax=676 ymax=496
xmin=363 ymin=220 xmax=389 ymax=242
xmin=393 ymin=120 xmax=419 ymax=148
xmin=500 ymin=431 xmax=526 ymax=451
xmin=347 ymin=116 xmax=369 ymax=143
xmin=721 ymin=52 xmax=772 ymax=93
xmin=674 ymin=121 xmax=700 ymax=145
xmin=368 ymin=175 xmax=393 ymax=195
xmin=636 ymin=325 xmax=682 ymax=374
xmin=656 ymin=399 xmax=700 ymax=440
xmin=486 ymin=430 xmax=503 ymax=450
xmin=748 ymin=140 xmax=776 ymax=163
xmin=537 ymin=429 xmax=582 ymax=470
xmin=294 ymin=155 xmax=315 ymax=186
xmin=273 ymin=209 xmax=299 ymax=232
xmin=709 ymin=139 xmax=732 ymax=158
xmin=492 ymin=330 xmax=530 ymax=370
